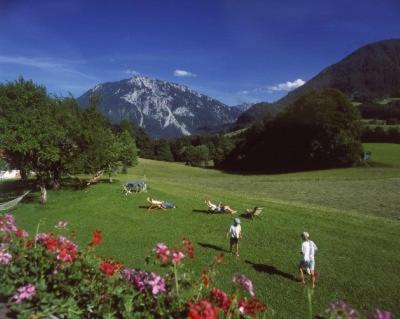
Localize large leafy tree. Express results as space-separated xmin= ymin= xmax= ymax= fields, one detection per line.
xmin=78 ymin=95 xmax=138 ymax=182
xmin=0 ymin=80 xmax=139 ymax=203
xmin=223 ymin=89 xmax=363 ymax=171
xmin=0 ymin=78 xmax=65 ymax=203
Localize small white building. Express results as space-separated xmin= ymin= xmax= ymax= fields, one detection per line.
xmin=0 ymin=170 xmax=21 ymax=180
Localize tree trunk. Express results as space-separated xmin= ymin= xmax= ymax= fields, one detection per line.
xmin=20 ymin=167 xmax=28 ymax=182
xmin=40 ymin=184 xmax=47 ymax=205
xmin=52 ymin=179 xmax=61 ymax=191
xmin=108 ymin=171 xmax=113 ymax=183
xmin=37 ymin=175 xmax=48 ymax=204
xmin=52 ymin=170 xmax=62 ymax=191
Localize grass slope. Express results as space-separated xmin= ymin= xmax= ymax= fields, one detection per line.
xmin=2 ymin=144 xmax=400 ymax=318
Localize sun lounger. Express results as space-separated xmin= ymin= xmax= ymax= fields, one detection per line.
xmin=147 ymin=197 xmax=166 ymax=210
xmin=123 ymin=181 xmax=147 ymax=195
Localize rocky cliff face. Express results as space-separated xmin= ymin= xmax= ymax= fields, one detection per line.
xmin=78 ymin=76 xmax=242 ymax=138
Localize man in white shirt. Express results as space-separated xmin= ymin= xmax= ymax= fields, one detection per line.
xmin=299 ymin=231 xmax=318 ymax=288
xmin=226 ymin=218 xmax=242 ymax=256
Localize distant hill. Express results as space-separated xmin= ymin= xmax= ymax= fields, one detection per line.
xmin=77 ymin=76 xmax=242 ymax=138
xmin=235 ymin=102 xmax=277 ymax=127
xmin=238 ymin=39 xmax=400 ymax=127
xmin=277 ymin=39 xmax=400 ymax=107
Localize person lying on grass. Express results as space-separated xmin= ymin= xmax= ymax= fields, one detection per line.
xmin=206 ymin=200 xmax=237 ymax=214
xmin=147 ymin=197 xmax=176 ymax=210
xmin=226 ymin=218 xmax=242 ymax=257
xmin=205 ymin=200 xmax=221 ymax=212
xmin=161 ymin=201 xmax=176 ymax=209
xmin=299 ymin=231 xmax=318 ymax=288
xmin=220 ymin=203 xmax=237 ymax=214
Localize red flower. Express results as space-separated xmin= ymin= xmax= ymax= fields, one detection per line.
xmin=99 ymin=260 xmax=121 ymax=277
xmin=89 ymin=229 xmax=102 ymax=247
xmin=14 ymin=228 xmax=28 ymax=238
xmin=40 ymin=235 xmax=78 ymax=263
xmin=45 ymin=237 xmax=59 ymax=251
xmin=182 ymin=238 xmax=195 ymax=259
xmin=57 ymin=241 xmax=78 ymax=262
xmin=210 ymin=288 xmax=231 ymax=312
xmin=187 ymin=300 xmax=219 ymax=319
xmin=238 ymin=298 xmax=267 ymax=317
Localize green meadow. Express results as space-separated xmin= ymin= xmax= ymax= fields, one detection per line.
xmin=2 ymin=143 xmax=400 ymax=318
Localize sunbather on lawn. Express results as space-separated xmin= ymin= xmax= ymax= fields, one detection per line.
xmin=221 ymin=204 xmax=237 ymax=214
xmin=205 ymin=200 xmax=222 ymax=212
xmin=161 ymin=201 xmax=176 ymax=209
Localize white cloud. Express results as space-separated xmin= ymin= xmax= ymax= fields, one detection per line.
xmin=0 ymin=55 xmax=64 ymax=69
xmin=0 ymin=55 xmax=96 ymax=80
xmin=173 ymin=69 xmax=197 ymax=77
xmin=267 ymin=78 xmax=305 ymax=92
xmin=123 ymin=69 xmax=139 ymax=76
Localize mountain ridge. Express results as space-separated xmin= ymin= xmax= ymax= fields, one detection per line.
xmin=238 ymin=39 xmax=400 ymax=126
xmin=77 ymin=76 xmax=242 ymax=138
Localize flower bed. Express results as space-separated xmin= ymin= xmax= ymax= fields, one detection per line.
xmin=0 ymin=213 xmax=391 ymax=318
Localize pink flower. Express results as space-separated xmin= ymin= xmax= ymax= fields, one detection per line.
xmin=375 ymin=309 xmax=391 ymax=319
xmin=325 ymin=301 xmax=359 ymax=318
xmin=35 ymin=232 xmax=49 ymax=242
xmin=0 ymin=214 xmax=17 ymax=240
xmin=171 ymin=250 xmax=185 ymax=264
xmin=154 ymin=243 xmax=171 ymax=263
xmin=0 ymin=248 xmax=12 ymax=264
xmin=11 ymin=284 xmax=36 ymax=303
xmin=123 ymin=268 xmax=166 ymax=295
xmin=232 ymin=274 xmax=255 ymax=296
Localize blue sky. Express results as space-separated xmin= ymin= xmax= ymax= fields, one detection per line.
xmin=0 ymin=0 xmax=399 ymax=105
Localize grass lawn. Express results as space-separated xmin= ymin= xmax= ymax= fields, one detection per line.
xmin=2 ymin=143 xmax=400 ymax=318
xmin=363 ymin=143 xmax=400 ymax=167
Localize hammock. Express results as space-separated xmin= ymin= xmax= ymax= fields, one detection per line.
xmin=0 ymin=191 xmax=30 ymax=212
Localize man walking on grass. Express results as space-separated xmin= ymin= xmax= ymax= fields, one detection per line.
xmin=299 ymin=231 xmax=318 ymax=288
xmin=227 ymin=218 xmax=242 ymax=256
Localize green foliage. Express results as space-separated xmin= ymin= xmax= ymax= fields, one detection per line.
xmin=223 ymin=89 xmax=363 ymax=171
xmin=0 ymin=159 xmax=9 ymax=171
xmin=359 ymin=100 xmax=400 ymax=121
xmin=153 ymin=139 xmax=174 ymax=162
xmin=118 ymin=130 xmax=138 ymax=169
xmin=362 ymin=126 xmax=400 ymax=143
xmin=0 ymin=79 xmax=139 ymax=199
xmin=0 ymin=78 xmax=64 ymax=186
xmin=181 ymin=144 xmax=210 ymax=166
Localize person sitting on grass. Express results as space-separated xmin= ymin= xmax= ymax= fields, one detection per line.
xmin=226 ymin=218 xmax=242 ymax=257
xmin=299 ymin=231 xmax=318 ymax=288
